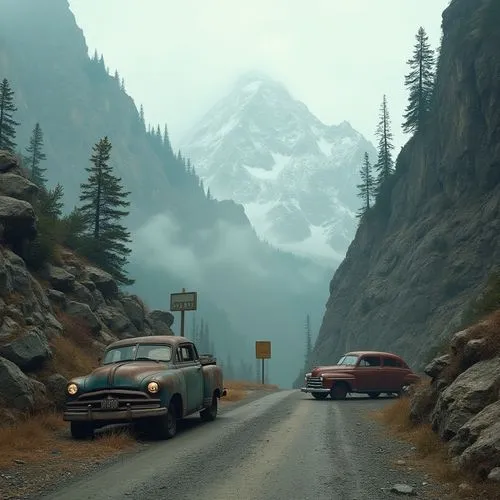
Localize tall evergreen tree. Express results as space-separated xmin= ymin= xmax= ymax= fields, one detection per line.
xmin=356 ymin=152 xmax=375 ymax=217
xmin=402 ymin=27 xmax=435 ymax=134
xmin=79 ymin=136 xmax=133 ymax=285
xmin=139 ymin=105 xmax=145 ymax=129
xmin=163 ymin=124 xmax=173 ymax=155
xmin=374 ymin=95 xmax=395 ymax=192
xmin=25 ymin=123 xmax=47 ymax=187
xmin=120 ymin=78 xmax=125 ymax=92
xmin=0 ymin=78 xmax=19 ymax=152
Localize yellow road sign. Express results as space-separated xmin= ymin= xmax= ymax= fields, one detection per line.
xmin=255 ymin=340 xmax=271 ymax=359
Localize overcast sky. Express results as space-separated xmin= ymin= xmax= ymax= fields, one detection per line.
xmin=68 ymin=0 xmax=450 ymax=151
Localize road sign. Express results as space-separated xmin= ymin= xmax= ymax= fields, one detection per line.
xmin=170 ymin=292 xmax=197 ymax=312
xmin=255 ymin=341 xmax=271 ymax=359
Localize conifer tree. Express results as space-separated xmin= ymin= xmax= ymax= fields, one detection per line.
xmin=79 ymin=136 xmax=133 ymax=285
xmin=163 ymin=124 xmax=173 ymax=155
xmin=0 ymin=78 xmax=19 ymax=152
xmin=374 ymin=95 xmax=395 ymax=192
xmin=120 ymin=78 xmax=125 ymax=92
xmin=25 ymin=123 xmax=47 ymax=187
xmin=402 ymin=27 xmax=435 ymax=134
xmin=356 ymin=152 xmax=375 ymax=217
xmin=139 ymin=105 xmax=145 ymax=129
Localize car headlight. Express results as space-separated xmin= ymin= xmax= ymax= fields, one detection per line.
xmin=147 ymin=381 xmax=159 ymax=394
xmin=67 ymin=383 xmax=78 ymax=395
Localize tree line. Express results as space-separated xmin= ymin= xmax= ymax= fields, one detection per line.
xmin=0 ymin=76 xmax=132 ymax=284
xmin=356 ymin=26 xmax=436 ymax=218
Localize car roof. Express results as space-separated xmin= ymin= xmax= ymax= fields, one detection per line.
xmin=344 ymin=351 xmax=403 ymax=358
xmin=105 ymin=335 xmax=191 ymax=350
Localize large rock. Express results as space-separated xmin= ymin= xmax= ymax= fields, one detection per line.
xmin=0 ymin=356 xmax=36 ymax=410
xmin=97 ymin=306 xmax=138 ymax=337
xmin=431 ymin=357 xmax=500 ymax=440
xmin=85 ymin=266 xmax=118 ymax=297
xmin=46 ymin=288 xmax=67 ymax=307
xmin=449 ymin=400 xmax=500 ymax=456
xmin=0 ymin=173 xmax=39 ymax=202
xmin=65 ymin=300 xmax=101 ymax=333
xmin=121 ymin=295 xmax=145 ymax=330
xmin=0 ymin=195 xmax=37 ymax=244
xmin=424 ymin=354 xmax=451 ymax=379
xmin=44 ymin=264 xmax=75 ymax=292
xmin=4 ymin=247 xmax=32 ymax=295
xmin=0 ymin=151 xmax=18 ymax=172
xmin=0 ymin=316 xmax=20 ymax=340
xmin=147 ymin=310 xmax=175 ymax=336
xmin=0 ymin=328 xmax=52 ymax=371
xmin=72 ymin=281 xmax=95 ymax=309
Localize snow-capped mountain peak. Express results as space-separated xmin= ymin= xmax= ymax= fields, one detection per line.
xmin=180 ymin=72 xmax=377 ymax=266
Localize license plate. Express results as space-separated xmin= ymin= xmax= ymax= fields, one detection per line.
xmin=101 ymin=399 xmax=119 ymax=410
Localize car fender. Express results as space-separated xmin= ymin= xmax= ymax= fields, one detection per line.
xmin=153 ymin=370 xmax=187 ymax=410
xmin=202 ymin=364 xmax=223 ymax=401
xmin=322 ymin=373 xmax=356 ymax=391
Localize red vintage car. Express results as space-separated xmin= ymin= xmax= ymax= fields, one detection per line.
xmin=301 ymin=350 xmax=420 ymax=400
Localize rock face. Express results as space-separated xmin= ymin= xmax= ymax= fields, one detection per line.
xmin=312 ymin=0 xmax=500 ymax=370
xmin=0 ymin=152 xmax=176 ymax=419
xmin=410 ymin=314 xmax=500 ymax=480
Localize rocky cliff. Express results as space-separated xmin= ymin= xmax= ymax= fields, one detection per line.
xmin=313 ymin=0 xmax=500 ymax=370
xmin=410 ymin=312 xmax=500 ymax=481
xmin=0 ymin=151 xmax=174 ymax=422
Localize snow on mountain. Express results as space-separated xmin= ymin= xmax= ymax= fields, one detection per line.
xmin=180 ymin=72 xmax=377 ymax=266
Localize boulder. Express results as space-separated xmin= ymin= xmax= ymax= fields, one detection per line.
xmin=0 ymin=173 xmax=39 ymax=202
xmin=462 ymin=338 xmax=488 ymax=367
xmin=4 ymin=248 xmax=31 ymax=295
xmin=424 ymin=354 xmax=451 ymax=379
xmin=29 ymin=377 xmax=51 ymax=410
xmin=431 ymin=357 xmax=500 ymax=440
xmin=44 ymin=264 xmax=75 ymax=292
xmin=0 ymin=150 xmax=19 ymax=173
xmin=45 ymin=312 xmax=63 ymax=338
xmin=148 ymin=310 xmax=174 ymax=328
xmin=0 ymin=251 xmax=12 ymax=294
xmin=0 ymin=356 xmax=36 ymax=410
xmin=449 ymin=400 xmax=500 ymax=456
xmin=45 ymin=373 xmax=68 ymax=410
xmin=0 ymin=195 xmax=37 ymax=244
xmin=46 ymin=288 xmax=67 ymax=307
xmin=0 ymin=328 xmax=52 ymax=371
xmin=97 ymin=306 xmax=138 ymax=337
xmin=0 ymin=316 xmax=20 ymax=340
xmin=72 ymin=281 xmax=95 ymax=309
xmin=85 ymin=266 xmax=118 ymax=297
xmin=65 ymin=300 xmax=101 ymax=334
xmin=121 ymin=295 xmax=145 ymax=330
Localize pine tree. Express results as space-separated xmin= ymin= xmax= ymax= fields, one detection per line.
xmin=0 ymin=78 xmax=19 ymax=152
xmin=79 ymin=136 xmax=133 ymax=285
xmin=163 ymin=124 xmax=173 ymax=155
xmin=374 ymin=95 xmax=395 ymax=192
xmin=25 ymin=123 xmax=47 ymax=187
xmin=402 ymin=27 xmax=435 ymax=134
xmin=120 ymin=78 xmax=125 ymax=92
xmin=139 ymin=105 xmax=145 ymax=129
xmin=356 ymin=152 xmax=375 ymax=217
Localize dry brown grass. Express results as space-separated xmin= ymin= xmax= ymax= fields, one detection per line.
xmin=373 ymin=398 xmax=500 ymax=499
xmin=222 ymin=380 xmax=279 ymax=403
xmin=0 ymin=411 xmax=135 ymax=469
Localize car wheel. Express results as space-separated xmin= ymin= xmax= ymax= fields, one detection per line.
xmin=311 ymin=392 xmax=328 ymax=400
xmin=330 ymin=382 xmax=348 ymax=400
xmin=70 ymin=421 xmax=94 ymax=440
xmin=368 ymin=392 xmax=380 ymax=399
xmin=156 ymin=402 xmax=178 ymax=439
xmin=200 ymin=394 xmax=218 ymax=422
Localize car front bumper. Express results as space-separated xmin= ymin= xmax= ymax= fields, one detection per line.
xmin=63 ymin=406 xmax=168 ymax=422
xmin=300 ymin=387 xmax=330 ymax=393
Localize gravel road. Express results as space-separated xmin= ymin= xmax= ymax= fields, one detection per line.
xmin=40 ymin=391 xmax=442 ymax=500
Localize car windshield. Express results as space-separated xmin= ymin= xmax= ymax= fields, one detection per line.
xmin=102 ymin=344 xmax=172 ymax=365
xmin=336 ymin=355 xmax=359 ymax=366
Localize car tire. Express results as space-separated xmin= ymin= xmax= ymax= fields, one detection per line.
xmin=330 ymin=382 xmax=348 ymax=400
xmin=156 ymin=402 xmax=177 ymax=439
xmin=200 ymin=394 xmax=218 ymax=422
xmin=70 ymin=421 xmax=94 ymax=440
xmin=368 ymin=392 xmax=380 ymax=399
xmin=311 ymin=392 xmax=328 ymax=400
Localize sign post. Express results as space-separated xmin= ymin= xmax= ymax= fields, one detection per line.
xmin=255 ymin=341 xmax=271 ymax=385
xmin=170 ymin=289 xmax=197 ymax=336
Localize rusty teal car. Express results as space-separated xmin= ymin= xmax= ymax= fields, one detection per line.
xmin=63 ymin=336 xmax=226 ymax=439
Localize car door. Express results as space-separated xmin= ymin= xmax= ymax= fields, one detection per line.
xmin=177 ymin=343 xmax=204 ymax=413
xmin=381 ymin=357 xmax=405 ymax=391
xmin=355 ymin=355 xmax=382 ymax=391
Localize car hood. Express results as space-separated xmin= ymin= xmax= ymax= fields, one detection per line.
xmin=82 ymin=361 xmax=166 ymax=391
xmin=311 ymin=366 xmax=354 ymax=376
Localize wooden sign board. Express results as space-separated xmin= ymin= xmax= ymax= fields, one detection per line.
xmin=255 ymin=340 xmax=271 ymax=359
xmin=170 ymin=291 xmax=197 ymax=312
